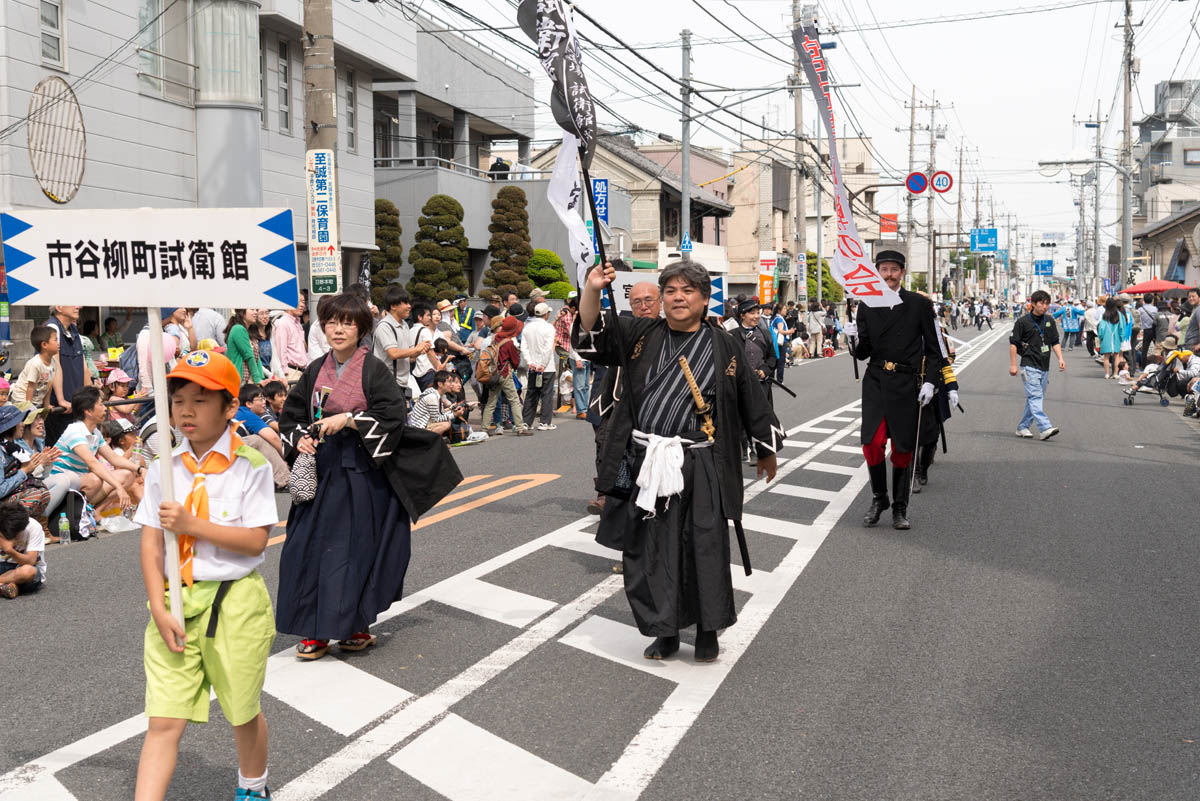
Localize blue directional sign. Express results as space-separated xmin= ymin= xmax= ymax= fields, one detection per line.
xmin=0 ymin=208 xmax=299 ymax=308
xmin=995 ymin=248 xmax=1009 ymax=266
xmin=585 ymin=219 xmax=597 ymax=254
xmin=681 ymin=230 xmax=693 ymax=253
xmin=1034 ymin=260 xmax=1054 ymax=276
xmin=906 ymin=171 xmax=928 ymax=194
xmin=970 ymin=227 xmax=998 ymax=253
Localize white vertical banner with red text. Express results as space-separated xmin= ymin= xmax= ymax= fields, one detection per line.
xmin=794 ymin=26 xmax=901 ymax=308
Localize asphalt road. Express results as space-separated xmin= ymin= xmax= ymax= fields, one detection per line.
xmin=3 ymin=319 xmax=1198 ymax=801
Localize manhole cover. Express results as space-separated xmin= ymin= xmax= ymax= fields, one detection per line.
xmin=27 ymin=75 xmax=86 ymax=204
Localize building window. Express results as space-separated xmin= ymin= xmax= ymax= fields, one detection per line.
xmin=41 ymin=0 xmax=65 ymax=67
xmin=664 ymin=207 xmax=680 ymax=239
xmin=1184 ymin=149 xmax=1200 ymax=166
xmin=260 ymin=32 xmax=267 ymax=129
xmin=278 ymin=40 xmax=290 ymax=133
xmin=346 ymin=69 xmax=357 ymax=152
xmin=137 ymin=0 xmax=193 ymax=105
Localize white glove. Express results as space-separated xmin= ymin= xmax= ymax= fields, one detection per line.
xmin=918 ymin=382 xmax=935 ymax=406
xmin=948 ymin=389 xmax=959 ymax=408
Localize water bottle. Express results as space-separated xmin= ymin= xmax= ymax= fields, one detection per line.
xmin=58 ymin=513 xmax=70 ymax=546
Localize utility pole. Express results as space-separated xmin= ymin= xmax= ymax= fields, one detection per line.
xmin=973 ymin=180 xmax=980 ymax=294
xmin=1095 ymin=99 xmax=1104 ymax=298
xmin=792 ymin=0 xmax=807 ymax=300
xmin=1078 ymin=175 xmax=1087 ymax=295
xmin=680 ymin=29 xmax=692 ymax=261
xmin=927 ymin=91 xmax=938 ymax=290
xmin=989 ymin=196 xmax=996 ymax=296
xmin=905 ymin=86 xmax=916 ymax=287
xmin=304 ymin=0 xmax=340 ymax=295
xmin=955 ymin=145 xmax=964 ymax=297
xmin=1120 ymin=0 xmax=1135 ymax=284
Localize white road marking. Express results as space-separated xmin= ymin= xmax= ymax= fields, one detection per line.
xmin=2 ymin=326 xmax=1007 ymax=801
xmin=262 ymin=652 xmax=414 ymax=737
xmin=559 ymin=616 xmax=701 ymax=682
xmin=803 ymin=461 xmax=860 ymax=477
xmin=769 ymin=484 xmax=840 ymax=502
xmin=422 ymin=577 xmax=558 ymax=628
xmin=784 ymin=439 xmax=816 ymax=448
xmin=390 ymin=714 xmax=596 ymax=801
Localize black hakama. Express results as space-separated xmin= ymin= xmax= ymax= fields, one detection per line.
xmin=600 ymin=444 xmax=735 ymax=637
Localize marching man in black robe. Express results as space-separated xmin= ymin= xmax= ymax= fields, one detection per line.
xmin=574 ymin=260 xmax=784 ymax=662
xmin=852 ymin=247 xmax=948 ymax=530
xmin=913 ymin=309 xmax=960 ymax=494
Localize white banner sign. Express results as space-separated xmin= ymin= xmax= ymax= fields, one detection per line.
xmin=795 ymin=27 xmax=901 ymax=308
xmin=0 ymin=207 xmax=299 ymax=308
xmin=306 ymin=148 xmax=341 ymax=294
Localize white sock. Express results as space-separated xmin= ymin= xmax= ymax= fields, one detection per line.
xmin=238 ymin=769 xmax=269 ymax=793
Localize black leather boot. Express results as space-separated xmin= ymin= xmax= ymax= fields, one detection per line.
xmin=892 ymin=464 xmax=911 ymax=530
xmin=863 ymin=462 xmax=889 ymax=527
xmin=913 ymin=443 xmax=935 ymax=493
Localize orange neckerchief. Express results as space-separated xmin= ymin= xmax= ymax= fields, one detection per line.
xmin=176 ymin=428 xmax=244 ymax=587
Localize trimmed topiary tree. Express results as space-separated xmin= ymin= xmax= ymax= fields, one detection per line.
xmin=408 ymin=194 xmax=470 ymax=300
xmin=370 ymin=198 xmax=403 ymax=308
xmin=526 ymin=248 xmax=570 ymax=289
xmin=543 ymin=280 xmax=576 ymax=300
xmin=484 ymin=185 xmax=534 ymax=298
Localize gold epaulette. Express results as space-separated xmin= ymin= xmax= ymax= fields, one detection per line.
xmin=941 ymin=364 xmax=958 ymax=385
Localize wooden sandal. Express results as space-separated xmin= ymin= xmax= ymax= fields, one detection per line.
xmin=296 ymin=639 xmax=329 ymax=660
xmin=338 ymin=632 xmax=377 ymax=651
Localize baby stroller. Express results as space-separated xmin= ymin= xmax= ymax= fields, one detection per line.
xmin=1121 ymin=365 xmax=1171 ymax=406
xmin=1122 ymin=348 xmax=1190 ymax=407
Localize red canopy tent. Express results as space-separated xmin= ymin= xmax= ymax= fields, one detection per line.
xmin=1116 ymin=278 xmax=1188 ymax=295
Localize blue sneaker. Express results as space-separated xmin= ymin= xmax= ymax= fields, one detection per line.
xmin=235 ymin=788 xmax=271 ymax=800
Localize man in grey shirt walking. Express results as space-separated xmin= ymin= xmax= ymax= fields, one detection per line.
xmin=373 ymin=286 xmax=431 ymax=413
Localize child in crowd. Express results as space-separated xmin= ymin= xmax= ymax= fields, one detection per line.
xmin=0 ymin=501 xmax=45 ymax=599
xmin=0 ymin=378 xmax=10 ymax=406
xmin=133 ymin=350 xmax=278 ymax=801
xmin=103 ymin=418 xmax=142 ymax=464
xmin=105 ymin=368 xmax=141 ymax=424
xmin=11 ymin=326 xmax=58 ymax=408
xmin=260 ymin=380 xmax=288 ymax=430
xmin=1116 ymin=360 xmax=1133 ymax=385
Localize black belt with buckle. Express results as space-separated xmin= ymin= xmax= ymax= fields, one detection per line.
xmin=869 ymin=358 xmax=915 ymax=374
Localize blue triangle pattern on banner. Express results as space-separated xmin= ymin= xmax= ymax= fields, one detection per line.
xmin=262 ymin=243 xmax=297 ymax=276
xmin=264 ymin=278 xmax=299 ymax=308
xmin=258 ymin=209 xmax=293 ymax=241
xmin=6 ymin=275 xmax=37 ymax=304
xmin=0 ymin=213 xmax=32 ymax=241
xmin=2 ymin=243 xmax=34 ymax=273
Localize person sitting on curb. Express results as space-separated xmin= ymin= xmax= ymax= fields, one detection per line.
xmin=0 ymin=501 xmax=46 ymax=599
xmin=233 ymin=385 xmax=291 ymax=492
xmin=49 ymin=386 xmax=142 ymax=510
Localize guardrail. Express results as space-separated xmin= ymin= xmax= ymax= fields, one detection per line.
xmin=373 ymin=156 xmax=554 ymax=181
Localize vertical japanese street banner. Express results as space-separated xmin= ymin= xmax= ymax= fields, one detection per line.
xmin=517 ymin=0 xmax=597 ymax=169
xmin=793 ymin=26 xmax=901 ymax=308
xmin=547 ymin=132 xmax=596 ymax=287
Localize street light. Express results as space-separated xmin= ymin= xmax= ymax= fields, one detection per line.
xmin=1038 ymin=157 xmax=1133 ymax=297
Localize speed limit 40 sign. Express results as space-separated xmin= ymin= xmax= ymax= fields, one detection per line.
xmin=931 ymin=171 xmax=954 ymax=193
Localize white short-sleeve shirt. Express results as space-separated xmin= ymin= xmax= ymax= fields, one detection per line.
xmin=133 ymin=427 xmax=280 ymax=582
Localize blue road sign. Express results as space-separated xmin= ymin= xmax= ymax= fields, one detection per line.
xmin=970 ymin=227 xmax=999 ymax=253
xmin=681 ymin=230 xmax=693 ymax=253
xmin=1034 ymin=260 xmax=1054 ymax=276
xmin=996 ymin=248 xmax=1009 ymax=266
xmin=906 ymin=172 xmax=928 ymax=194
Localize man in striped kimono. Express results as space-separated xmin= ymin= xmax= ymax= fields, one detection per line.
xmin=574 ymin=260 xmax=784 ymax=663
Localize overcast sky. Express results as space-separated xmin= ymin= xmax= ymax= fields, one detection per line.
xmin=455 ymin=0 xmax=1199 ymax=255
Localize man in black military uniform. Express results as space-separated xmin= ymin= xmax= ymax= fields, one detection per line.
xmin=913 ymin=309 xmax=960 ymax=493
xmin=732 ymin=298 xmax=777 ymax=408
xmin=852 ymin=247 xmax=947 ymax=530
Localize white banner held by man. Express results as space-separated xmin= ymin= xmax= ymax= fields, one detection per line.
xmin=794 ymin=26 xmax=901 ymax=308
xmin=0 ymin=207 xmax=300 ymax=308
xmin=546 ymin=131 xmax=595 ymax=287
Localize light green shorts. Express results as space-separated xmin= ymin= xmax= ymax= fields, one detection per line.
xmin=143 ymin=571 xmax=275 ymax=726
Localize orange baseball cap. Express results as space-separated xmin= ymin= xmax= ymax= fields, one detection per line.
xmin=166 ymin=350 xmax=241 ymax=397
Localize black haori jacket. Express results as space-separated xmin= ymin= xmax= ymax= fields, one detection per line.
xmin=573 ymin=312 xmax=785 ymax=521
xmin=279 ymin=352 xmax=463 ymax=521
